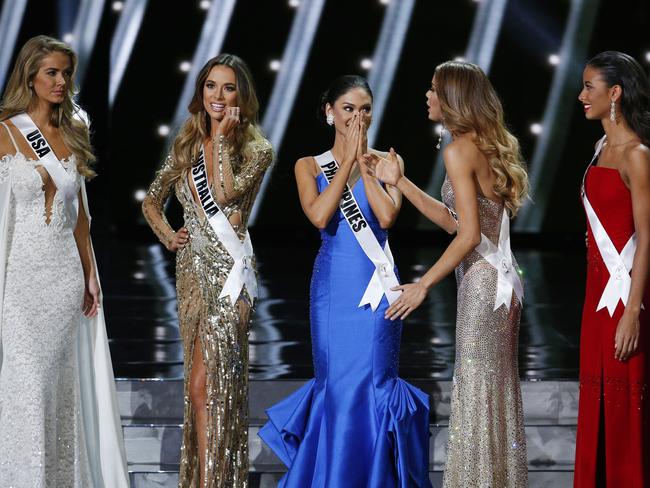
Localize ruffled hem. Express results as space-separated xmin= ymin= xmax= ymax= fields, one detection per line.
xmin=258 ymin=378 xmax=431 ymax=488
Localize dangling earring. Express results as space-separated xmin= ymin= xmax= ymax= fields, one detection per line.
xmin=436 ymin=123 xmax=447 ymax=150
xmin=610 ymin=100 xmax=616 ymax=122
xmin=326 ymin=112 xmax=334 ymax=126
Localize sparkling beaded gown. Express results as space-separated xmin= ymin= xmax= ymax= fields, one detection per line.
xmin=142 ymin=135 xmax=273 ymax=487
xmin=0 ymin=121 xmax=128 ymax=488
xmin=259 ymin=170 xmax=431 ymax=487
xmin=441 ymin=175 xmax=528 ymax=487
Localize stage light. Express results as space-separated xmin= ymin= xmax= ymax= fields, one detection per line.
xmin=63 ymin=33 xmax=75 ymax=44
xmin=288 ymin=0 xmax=300 ymax=7
xmin=645 ymin=51 xmax=650 ymax=63
xmin=269 ymin=59 xmax=281 ymax=71
xmin=379 ymin=0 xmax=390 ymax=4
xmin=530 ymin=123 xmax=543 ymax=135
xmin=179 ymin=61 xmax=192 ymax=73
xmin=112 ymin=1 xmax=124 ymax=11
xmin=134 ymin=189 xmax=147 ymax=201
xmin=548 ymin=54 xmax=560 ymax=66
xmin=157 ymin=124 xmax=170 ymax=137
xmin=199 ymin=0 xmax=211 ymax=10
xmin=454 ymin=56 xmax=465 ymax=62
xmin=360 ymin=58 xmax=373 ymax=70
xmin=133 ymin=271 xmax=146 ymax=280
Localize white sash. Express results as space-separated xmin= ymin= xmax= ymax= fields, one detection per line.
xmin=581 ymin=136 xmax=640 ymax=316
xmin=314 ymin=151 xmax=400 ymax=311
xmin=190 ymin=148 xmax=257 ymax=304
xmin=10 ymin=113 xmax=80 ymax=225
xmin=475 ymin=208 xmax=524 ymax=311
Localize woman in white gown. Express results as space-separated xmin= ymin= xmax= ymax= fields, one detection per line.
xmin=0 ymin=36 xmax=128 ymax=487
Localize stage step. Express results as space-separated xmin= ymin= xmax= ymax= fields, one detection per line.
xmin=117 ymin=378 xmax=578 ymax=486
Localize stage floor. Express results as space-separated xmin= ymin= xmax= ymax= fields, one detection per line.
xmin=102 ymin=235 xmax=586 ymax=382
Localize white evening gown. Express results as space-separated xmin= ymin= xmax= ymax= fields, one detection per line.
xmin=0 ymin=124 xmax=128 ymax=487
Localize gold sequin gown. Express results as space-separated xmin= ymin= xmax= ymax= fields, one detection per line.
xmin=441 ymin=175 xmax=528 ymax=487
xmin=142 ymin=136 xmax=273 ymax=487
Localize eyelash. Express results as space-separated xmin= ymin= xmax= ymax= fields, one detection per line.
xmin=206 ymin=83 xmax=236 ymax=92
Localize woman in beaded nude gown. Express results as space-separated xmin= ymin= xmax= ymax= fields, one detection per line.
xmin=574 ymin=51 xmax=650 ymax=488
xmin=142 ymin=54 xmax=273 ymax=488
xmin=365 ymin=61 xmax=529 ymax=487
xmin=259 ymin=75 xmax=431 ymax=487
xmin=0 ymin=36 xmax=128 ymax=487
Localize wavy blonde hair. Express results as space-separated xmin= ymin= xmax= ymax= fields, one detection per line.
xmin=0 ymin=35 xmax=96 ymax=178
xmin=161 ymin=53 xmax=263 ymax=191
xmin=435 ymin=61 xmax=528 ymax=216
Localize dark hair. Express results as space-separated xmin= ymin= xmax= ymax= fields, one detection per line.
xmin=317 ymin=75 xmax=373 ymax=125
xmin=587 ymin=51 xmax=650 ymax=145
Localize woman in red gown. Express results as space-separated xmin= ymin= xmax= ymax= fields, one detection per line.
xmin=575 ymin=51 xmax=650 ymax=487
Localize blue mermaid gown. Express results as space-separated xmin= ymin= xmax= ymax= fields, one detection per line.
xmin=259 ymin=171 xmax=432 ymax=487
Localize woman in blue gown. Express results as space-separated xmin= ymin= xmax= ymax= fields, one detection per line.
xmin=259 ymin=76 xmax=431 ymax=487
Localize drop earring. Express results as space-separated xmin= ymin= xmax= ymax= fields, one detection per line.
xmin=609 ymin=100 xmax=616 ymax=122
xmin=326 ymin=112 xmax=334 ymax=126
xmin=436 ymin=123 xmax=447 ymax=150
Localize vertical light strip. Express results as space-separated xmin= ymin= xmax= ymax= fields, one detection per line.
xmin=109 ymin=0 xmax=149 ymax=108
xmin=422 ymin=0 xmax=508 ymax=216
xmin=514 ymin=0 xmax=601 ymax=232
xmin=0 ymin=0 xmax=28 ymax=91
xmin=171 ymin=0 xmax=238 ymax=128
xmin=366 ymin=0 xmax=416 ymax=146
xmin=70 ymin=0 xmax=106 ymax=85
xmin=248 ymin=0 xmax=326 ymax=225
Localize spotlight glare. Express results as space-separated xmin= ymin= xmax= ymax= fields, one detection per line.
xmin=288 ymin=0 xmax=300 ymax=7
xmin=157 ymin=124 xmax=170 ymax=137
xmin=112 ymin=1 xmax=124 ymax=11
xmin=133 ymin=271 xmax=146 ymax=280
xmin=379 ymin=0 xmax=390 ymax=4
xmin=199 ymin=0 xmax=211 ymax=10
xmin=454 ymin=56 xmax=465 ymax=62
xmin=360 ymin=58 xmax=373 ymax=70
xmin=548 ymin=54 xmax=560 ymax=66
xmin=179 ymin=61 xmax=192 ymax=73
xmin=530 ymin=123 xmax=543 ymax=135
xmin=645 ymin=51 xmax=650 ymax=63
xmin=63 ymin=33 xmax=74 ymax=44
xmin=134 ymin=189 xmax=147 ymax=201
xmin=269 ymin=59 xmax=282 ymax=71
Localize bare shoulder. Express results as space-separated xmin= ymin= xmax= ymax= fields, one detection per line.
xmin=443 ymin=138 xmax=481 ymax=172
xmin=623 ymin=142 xmax=650 ymax=178
xmin=295 ymin=156 xmax=319 ymax=178
xmin=0 ymin=120 xmax=16 ymax=158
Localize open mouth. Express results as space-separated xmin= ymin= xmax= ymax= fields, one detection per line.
xmin=210 ymin=103 xmax=225 ymax=112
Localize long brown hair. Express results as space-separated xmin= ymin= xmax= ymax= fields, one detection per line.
xmin=161 ymin=53 xmax=263 ymax=191
xmin=0 ymin=35 xmax=96 ymax=178
xmin=435 ymin=61 xmax=529 ymax=216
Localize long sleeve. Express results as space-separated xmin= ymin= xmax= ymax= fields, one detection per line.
xmin=142 ymin=155 xmax=176 ymax=248
xmin=222 ymin=137 xmax=274 ymax=203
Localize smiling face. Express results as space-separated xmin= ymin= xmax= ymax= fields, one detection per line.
xmin=202 ymin=64 xmax=238 ymax=124
xmin=425 ymin=74 xmax=442 ymax=122
xmin=31 ymin=51 xmax=72 ymax=106
xmin=578 ymin=65 xmax=619 ymax=120
xmin=325 ymin=87 xmax=372 ymax=135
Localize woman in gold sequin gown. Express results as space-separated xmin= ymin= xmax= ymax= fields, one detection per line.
xmin=142 ymin=54 xmax=273 ymax=488
xmin=364 ymin=61 xmax=529 ymax=487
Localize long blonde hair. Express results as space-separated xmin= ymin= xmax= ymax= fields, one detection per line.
xmin=0 ymin=35 xmax=96 ymax=178
xmin=435 ymin=61 xmax=528 ymax=216
xmin=161 ymin=53 xmax=263 ymax=191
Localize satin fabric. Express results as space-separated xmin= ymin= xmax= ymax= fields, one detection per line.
xmin=574 ymin=164 xmax=650 ymax=487
xmin=260 ymin=174 xmax=431 ymax=487
xmin=0 ymin=160 xmax=128 ymax=487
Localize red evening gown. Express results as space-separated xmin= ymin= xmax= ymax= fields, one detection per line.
xmin=574 ymin=163 xmax=650 ymax=487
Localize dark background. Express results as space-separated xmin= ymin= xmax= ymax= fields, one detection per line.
xmin=1 ymin=0 xmax=649 ymax=245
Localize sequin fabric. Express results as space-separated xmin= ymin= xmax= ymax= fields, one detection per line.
xmin=441 ymin=175 xmax=528 ymax=487
xmin=142 ymin=136 xmax=273 ymax=488
xmin=0 ymin=153 xmax=91 ymax=487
